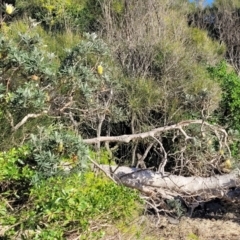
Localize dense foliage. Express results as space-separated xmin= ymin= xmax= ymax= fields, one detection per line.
xmin=0 ymin=147 xmax=140 ymax=238
xmin=1 ymin=0 xmax=240 ymax=238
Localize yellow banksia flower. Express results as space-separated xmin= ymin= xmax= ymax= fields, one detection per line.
xmin=31 ymin=75 xmax=39 ymax=81
xmin=58 ymin=141 xmax=64 ymax=153
xmin=45 ymin=93 xmax=50 ymax=102
xmin=97 ymin=65 xmax=103 ymax=75
xmin=224 ymin=159 xmax=232 ymax=169
xmin=5 ymin=4 xmax=15 ymax=15
xmin=207 ymin=140 xmax=212 ymax=145
xmin=219 ymin=149 xmax=224 ymax=155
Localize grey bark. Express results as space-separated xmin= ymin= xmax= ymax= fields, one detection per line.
xmin=100 ymin=165 xmax=240 ymax=200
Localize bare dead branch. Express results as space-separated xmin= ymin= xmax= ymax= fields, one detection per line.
xmin=59 ymin=98 xmax=74 ymax=112
xmin=6 ymin=111 xmax=14 ymax=128
xmin=178 ymin=126 xmax=195 ymax=141
xmin=83 ymin=120 xmax=226 ymax=144
xmin=131 ymin=143 xmax=138 ymax=166
xmin=69 ymin=111 xmax=79 ymax=130
xmin=136 ymin=153 xmax=147 ymax=169
xmin=11 ymin=111 xmax=48 ymax=132
xmin=152 ymin=136 xmax=167 ymax=173
xmin=136 ymin=142 xmax=154 ymax=168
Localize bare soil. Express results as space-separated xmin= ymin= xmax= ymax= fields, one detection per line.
xmin=157 ymin=215 xmax=240 ymax=240
xmin=103 ymin=200 xmax=240 ymax=240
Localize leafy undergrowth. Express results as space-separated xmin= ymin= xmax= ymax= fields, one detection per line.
xmin=1 ymin=172 xmax=142 ymax=239
xmin=2 ymin=145 xmax=240 ymax=240
xmin=0 ymin=146 xmax=142 ymax=239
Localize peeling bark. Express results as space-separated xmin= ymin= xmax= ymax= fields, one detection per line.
xmin=100 ymin=165 xmax=240 ymax=200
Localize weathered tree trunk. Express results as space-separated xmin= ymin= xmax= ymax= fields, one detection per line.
xmin=100 ymin=165 xmax=240 ymax=201
xmin=86 ymin=119 xmax=237 ymax=202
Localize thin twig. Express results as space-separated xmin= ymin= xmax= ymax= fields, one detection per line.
xmin=88 ymin=156 xmax=117 ymax=183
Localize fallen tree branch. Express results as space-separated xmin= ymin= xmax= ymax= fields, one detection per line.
xmin=100 ymin=165 xmax=240 ymax=200
xmin=82 ymin=120 xmax=227 ymax=144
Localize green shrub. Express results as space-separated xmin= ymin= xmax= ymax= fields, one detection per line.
xmin=0 ymin=146 xmax=33 ymax=229
xmin=29 ymin=124 xmax=90 ymax=183
xmin=32 ymin=172 xmax=140 ymax=222
xmin=16 ymin=0 xmax=101 ymax=32
xmin=5 ymin=18 xmax=81 ymax=63
xmin=0 ymin=145 xmax=33 ymax=181
xmin=2 ymin=172 xmax=141 ymax=239
xmin=208 ymin=61 xmax=240 ymax=158
xmin=208 ymin=61 xmax=240 ymax=130
xmin=89 ymin=148 xmax=115 ymax=165
xmin=0 ymin=116 xmax=90 ymax=184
